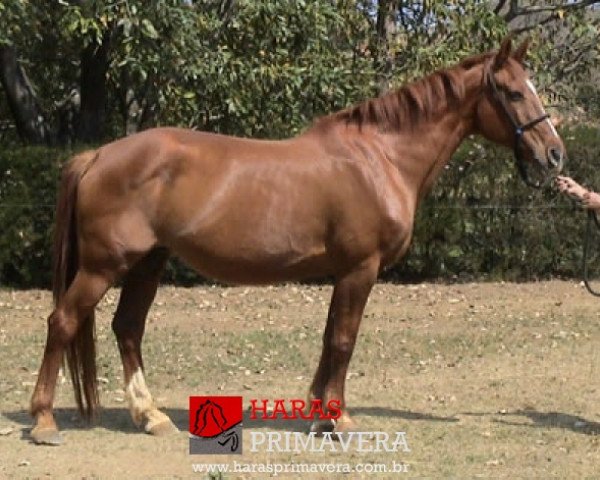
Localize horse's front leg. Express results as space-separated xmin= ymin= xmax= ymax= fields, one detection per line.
xmin=309 ymin=257 xmax=379 ymax=435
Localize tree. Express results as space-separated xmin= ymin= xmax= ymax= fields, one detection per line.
xmin=0 ymin=1 xmax=53 ymax=143
xmin=496 ymin=0 xmax=600 ymax=109
xmin=0 ymin=1 xmax=598 ymax=147
xmin=0 ymin=44 xmax=52 ymax=143
xmin=0 ymin=0 xmax=226 ymax=143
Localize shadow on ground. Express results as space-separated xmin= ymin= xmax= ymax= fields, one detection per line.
xmin=2 ymin=407 xmax=143 ymax=442
xmin=495 ymin=408 xmax=600 ymax=436
xmin=2 ymin=404 xmax=460 ymax=442
xmin=463 ymin=408 xmax=600 ymax=436
xmin=10 ymin=406 xmax=594 ymax=440
xmin=352 ymin=407 xmax=458 ymax=423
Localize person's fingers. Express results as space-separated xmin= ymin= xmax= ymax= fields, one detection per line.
xmin=556 ymin=179 xmax=569 ymax=192
xmin=556 ymin=178 xmax=578 ymax=192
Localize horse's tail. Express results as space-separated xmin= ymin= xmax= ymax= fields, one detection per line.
xmin=53 ymin=149 xmax=99 ymax=420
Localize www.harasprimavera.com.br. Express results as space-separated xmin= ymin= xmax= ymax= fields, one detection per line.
xmin=192 ymin=460 xmax=410 ymax=476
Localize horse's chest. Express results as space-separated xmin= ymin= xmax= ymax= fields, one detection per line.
xmin=378 ymin=214 xmax=415 ymax=267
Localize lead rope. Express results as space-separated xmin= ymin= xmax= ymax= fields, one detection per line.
xmin=583 ymin=209 xmax=600 ymax=296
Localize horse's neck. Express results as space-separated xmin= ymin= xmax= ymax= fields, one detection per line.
xmin=390 ymin=110 xmax=472 ymax=203
xmin=387 ymin=66 xmax=484 ymax=203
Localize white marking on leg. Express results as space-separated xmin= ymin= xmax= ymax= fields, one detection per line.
xmin=125 ymin=368 xmax=171 ymax=431
xmin=125 ymin=368 xmax=154 ymax=426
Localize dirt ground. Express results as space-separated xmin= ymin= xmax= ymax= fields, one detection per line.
xmin=1 ymin=280 xmax=599 ymax=479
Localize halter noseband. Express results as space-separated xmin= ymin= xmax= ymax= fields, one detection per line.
xmin=485 ymin=67 xmax=550 ymax=188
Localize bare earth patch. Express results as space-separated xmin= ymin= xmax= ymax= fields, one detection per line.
xmin=1 ymin=280 xmax=599 ymax=479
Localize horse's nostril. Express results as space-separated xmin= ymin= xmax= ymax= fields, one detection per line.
xmin=548 ymin=147 xmax=563 ymax=167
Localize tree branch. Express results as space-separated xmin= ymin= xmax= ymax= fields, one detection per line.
xmin=505 ymin=0 xmax=600 ymax=23
xmin=494 ymin=0 xmax=508 ymax=15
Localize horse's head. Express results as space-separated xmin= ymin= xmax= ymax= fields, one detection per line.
xmin=475 ymin=36 xmax=565 ymax=187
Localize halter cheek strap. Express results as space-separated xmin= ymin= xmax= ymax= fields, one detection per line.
xmin=485 ymin=68 xmax=549 ymax=188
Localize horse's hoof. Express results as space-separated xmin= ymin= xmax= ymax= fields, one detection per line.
xmin=309 ymin=419 xmax=335 ymax=437
xmin=310 ymin=414 xmax=360 ymax=439
xmin=334 ymin=410 xmax=360 ymax=431
xmin=147 ymin=420 xmax=179 ymax=436
xmin=334 ymin=418 xmax=360 ymax=434
xmin=30 ymin=426 xmax=63 ymax=446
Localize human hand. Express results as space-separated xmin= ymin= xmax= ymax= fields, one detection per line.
xmin=555 ymin=176 xmax=588 ymax=202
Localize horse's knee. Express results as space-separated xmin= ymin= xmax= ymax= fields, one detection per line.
xmin=47 ymin=309 xmax=77 ymax=344
xmin=330 ymin=333 xmax=356 ymax=357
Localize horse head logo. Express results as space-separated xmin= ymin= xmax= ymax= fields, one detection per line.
xmin=191 ymin=398 xmax=240 ymax=452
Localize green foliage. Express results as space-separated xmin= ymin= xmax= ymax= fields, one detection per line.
xmin=530 ymin=6 xmax=599 ymax=107
xmin=1 ymin=0 xmax=599 ymax=287
xmin=0 ymin=0 xmax=26 ymax=46
xmin=1 ymin=127 xmax=600 ymax=288
xmin=578 ymin=83 xmax=600 ymax=119
xmin=190 ymin=0 xmax=376 ymax=138
xmin=0 ymin=145 xmax=201 ymax=287
xmin=0 ymin=1 xmax=380 ymax=139
xmin=0 ymin=147 xmax=66 ymax=286
xmin=392 ymin=125 xmax=600 ymax=282
xmin=389 ymin=1 xmax=507 ymax=84
xmin=2 ymin=1 xmax=596 ymax=142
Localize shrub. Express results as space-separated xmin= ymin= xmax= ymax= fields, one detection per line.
xmin=0 ymin=125 xmax=599 ymax=288
xmin=393 ymin=125 xmax=600 ymax=282
xmin=0 ymin=146 xmax=204 ymax=288
xmin=0 ymin=147 xmax=66 ymax=287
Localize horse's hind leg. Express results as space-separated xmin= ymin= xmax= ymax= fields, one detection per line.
xmin=111 ymin=248 xmax=176 ymax=435
xmin=30 ymin=270 xmax=112 ymax=445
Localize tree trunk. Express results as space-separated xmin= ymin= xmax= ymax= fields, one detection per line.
xmin=374 ymin=0 xmax=398 ymax=94
xmin=0 ymin=45 xmax=52 ymax=144
xmin=77 ymin=33 xmax=110 ymax=143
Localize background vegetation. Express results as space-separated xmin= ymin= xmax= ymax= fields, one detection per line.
xmin=1 ymin=1 xmax=599 ymax=287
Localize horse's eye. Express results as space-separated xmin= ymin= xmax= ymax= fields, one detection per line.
xmin=508 ymin=90 xmax=524 ymax=101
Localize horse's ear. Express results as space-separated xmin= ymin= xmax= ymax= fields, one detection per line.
xmin=513 ymin=38 xmax=530 ymax=64
xmin=493 ymin=36 xmax=513 ymax=70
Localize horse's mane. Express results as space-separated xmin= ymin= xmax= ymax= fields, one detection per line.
xmin=316 ymin=52 xmax=492 ymax=132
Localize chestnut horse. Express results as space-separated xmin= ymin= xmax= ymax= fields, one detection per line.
xmin=30 ymin=37 xmax=564 ymax=444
